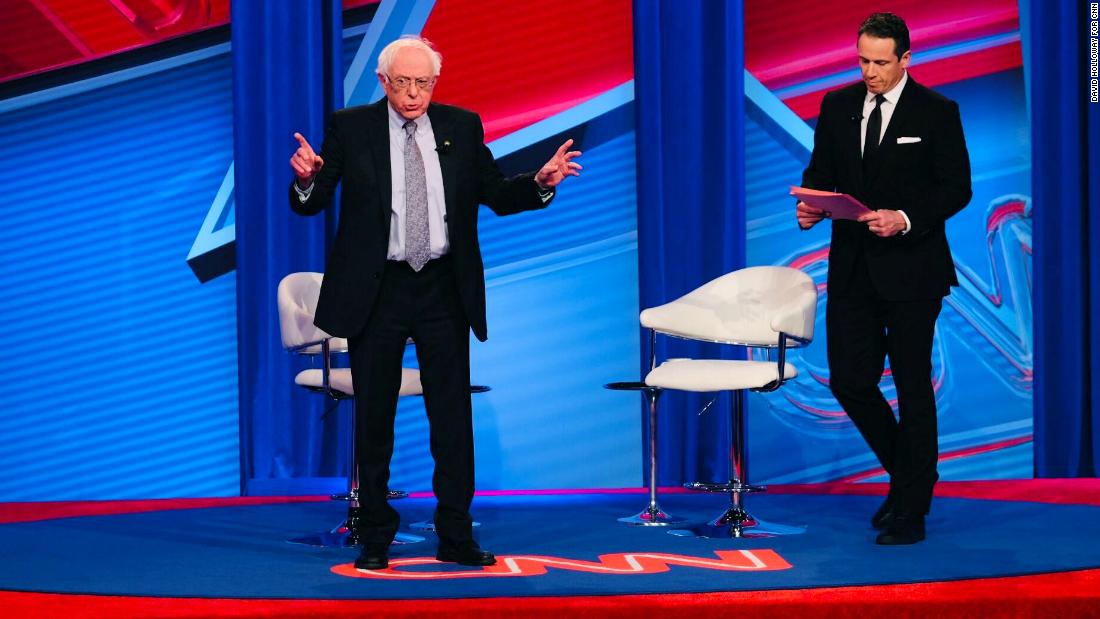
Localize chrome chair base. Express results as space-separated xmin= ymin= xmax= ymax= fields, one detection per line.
xmin=684 ymin=481 xmax=766 ymax=494
xmin=332 ymin=492 xmax=411 ymax=501
xmin=669 ymin=506 xmax=806 ymax=539
xmin=618 ymin=504 xmax=687 ymax=526
xmin=287 ymin=520 xmax=425 ymax=547
xmin=287 ymin=503 xmax=425 ymax=547
xmin=408 ymin=520 xmax=482 ymax=532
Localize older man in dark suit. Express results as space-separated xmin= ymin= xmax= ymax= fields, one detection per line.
xmin=289 ymin=36 xmax=581 ymax=569
xmin=796 ymin=12 xmax=972 ymax=545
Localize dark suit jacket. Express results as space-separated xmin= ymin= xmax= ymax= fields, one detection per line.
xmin=289 ymin=99 xmax=549 ymax=341
xmin=801 ymin=77 xmax=972 ymax=300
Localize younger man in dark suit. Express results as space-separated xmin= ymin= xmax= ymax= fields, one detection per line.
xmin=796 ymin=13 xmax=972 ymax=545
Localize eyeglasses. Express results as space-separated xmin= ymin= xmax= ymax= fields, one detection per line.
xmin=386 ymin=75 xmax=436 ymax=91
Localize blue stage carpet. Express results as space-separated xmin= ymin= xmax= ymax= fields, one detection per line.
xmin=1 ymin=492 xmax=1099 ymax=600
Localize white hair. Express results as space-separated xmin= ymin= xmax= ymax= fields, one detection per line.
xmin=376 ymin=36 xmax=442 ymax=77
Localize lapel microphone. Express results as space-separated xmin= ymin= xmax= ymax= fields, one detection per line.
xmin=436 ymin=139 xmax=452 ymax=154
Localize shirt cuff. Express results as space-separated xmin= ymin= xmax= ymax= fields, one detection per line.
xmin=897 ymin=209 xmax=912 ymax=235
xmin=294 ymin=180 xmax=314 ymax=203
xmin=535 ymin=181 xmax=554 ymax=204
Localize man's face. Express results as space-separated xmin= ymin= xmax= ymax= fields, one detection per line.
xmin=378 ymin=47 xmax=436 ymax=120
xmin=857 ymin=34 xmax=910 ymax=94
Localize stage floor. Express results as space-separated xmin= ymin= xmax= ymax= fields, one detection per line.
xmin=2 ymin=481 xmax=1100 ymax=605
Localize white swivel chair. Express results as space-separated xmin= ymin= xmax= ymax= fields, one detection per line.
xmin=277 ymin=272 xmax=423 ymax=547
xmin=641 ymin=266 xmax=817 ymax=538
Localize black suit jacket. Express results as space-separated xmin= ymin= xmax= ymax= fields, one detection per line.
xmin=802 ymin=77 xmax=972 ymax=300
xmin=289 ymin=99 xmax=549 ymax=341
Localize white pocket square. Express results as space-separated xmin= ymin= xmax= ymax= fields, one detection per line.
xmin=896 ymin=136 xmax=922 ymax=144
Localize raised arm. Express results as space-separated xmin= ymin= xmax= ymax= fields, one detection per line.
xmin=475 ymin=113 xmax=581 ymax=216
xmin=288 ymin=116 xmax=345 ymax=216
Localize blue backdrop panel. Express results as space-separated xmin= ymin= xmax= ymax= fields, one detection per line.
xmin=1030 ymin=0 xmax=1100 ymax=477
xmin=632 ymin=0 xmax=747 ymax=487
xmin=231 ymin=0 xmax=343 ymax=493
xmin=0 ymin=51 xmax=240 ymax=500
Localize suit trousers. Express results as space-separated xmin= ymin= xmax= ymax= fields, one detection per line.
xmin=826 ymin=251 xmax=943 ymax=515
xmin=347 ymin=255 xmax=475 ymax=547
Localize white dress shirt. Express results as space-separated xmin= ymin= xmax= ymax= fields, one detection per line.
xmin=860 ymin=70 xmax=911 ymax=234
xmin=860 ymin=70 xmax=907 ymax=155
xmin=386 ymin=103 xmax=449 ymax=260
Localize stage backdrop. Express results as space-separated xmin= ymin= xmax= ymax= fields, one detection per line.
xmin=742 ymin=0 xmax=1033 ymax=484
xmin=0 ymin=0 xmax=640 ymax=500
xmin=0 ymin=0 xmax=240 ymax=501
xmin=0 ymin=0 xmax=1041 ymax=502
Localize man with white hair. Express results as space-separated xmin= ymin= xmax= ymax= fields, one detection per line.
xmin=289 ymin=36 xmax=581 ymax=570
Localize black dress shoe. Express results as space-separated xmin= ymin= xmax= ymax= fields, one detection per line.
xmin=354 ymin=544 xmax=389 ymax=570
xmin=875 ymin=513 xmax=925 ymax=545
xmin=871 ymin=496 xmax=895 ymax=529
xmin=436 ymin=542 xmax=496 ymax=566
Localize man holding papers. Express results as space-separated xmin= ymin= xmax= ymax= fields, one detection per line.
xmin=795 ymin=12 xmax=971 ymax=545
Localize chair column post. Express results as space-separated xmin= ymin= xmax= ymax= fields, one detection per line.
xmin=609 ymin=330 xmax=686 ymax=526
xmin=723 ymin=389 xmax=753 ymax=537
xmin=645 ymin=387 xmax=662 ymax=513
xmin=644 ymin=328 xmax=665 ymax=516
xmin=730 ymin=389 xmax=747 ymax=487
xmin=343 ymin=399 xmax=363 ymax=544
xmin=346 ymin=399 xmax=360 ymax=506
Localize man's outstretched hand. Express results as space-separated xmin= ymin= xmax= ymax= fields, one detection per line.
xmin=290 ymin=132 xmax=324 ymax=188
xmin=535 ymin=139 xmax=583 ymax=189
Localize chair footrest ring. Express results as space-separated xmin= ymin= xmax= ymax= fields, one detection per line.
xmin=603 ymin=381 xmax=657 ymax=392
xmin=684 ymin=481 xmax=766 ymax=494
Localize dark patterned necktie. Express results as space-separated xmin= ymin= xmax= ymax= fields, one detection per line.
xmin=862 ymin=93 xmax=886 ymax=173
xmin=403 ymin=120 xmax=430 ymax=272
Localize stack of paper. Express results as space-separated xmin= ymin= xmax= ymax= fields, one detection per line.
xmin=790 ymin=186 xmax=871 ymax=220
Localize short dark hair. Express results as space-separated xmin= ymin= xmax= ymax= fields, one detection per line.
xmin=858 ymin=12 xmax=910 ymax=59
